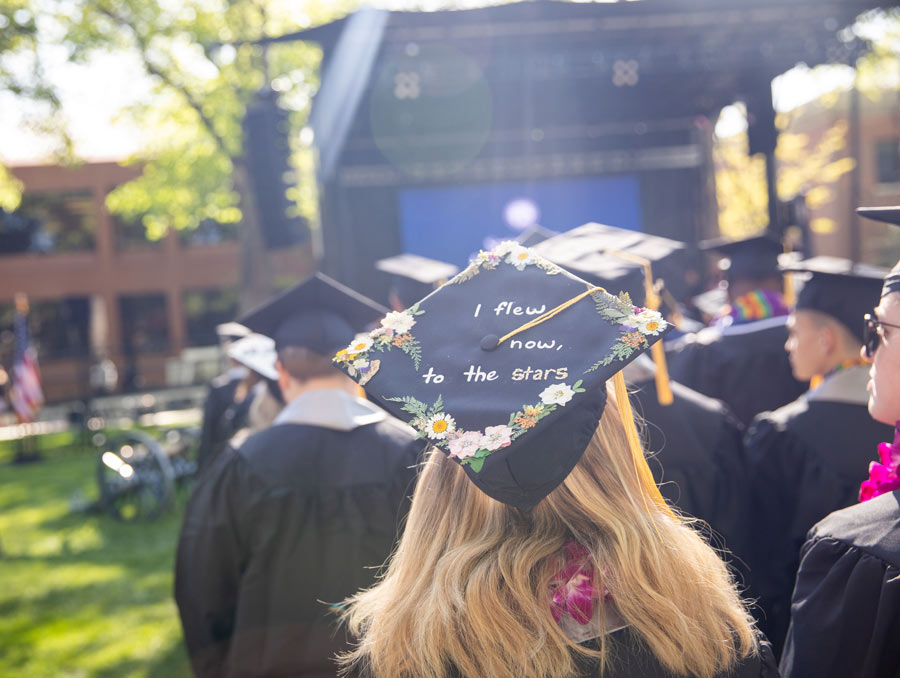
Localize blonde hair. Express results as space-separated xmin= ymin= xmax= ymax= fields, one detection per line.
xmin=340 ymin=384 xmax=756 ymax=678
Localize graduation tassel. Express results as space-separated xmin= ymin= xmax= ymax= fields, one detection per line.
xmin=613 ymin=370 xmax=675 ymax=519
xmin=650 ymin=341 xmax=674 ymax=406
xmin=783 ymin=271 xmax=796 ymax=307
xmin=608 ymin=250 xmax=674 ymax=406
xmin=783 ymin=243 xmax=797 ymax=307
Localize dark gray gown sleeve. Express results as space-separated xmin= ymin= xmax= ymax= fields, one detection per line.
xmin=742 ymin=417 xmax=805 ymax=649
xmin=780 ymin=535 xmax=900 ymax=678
xmin=174 ymin=450 xmax=253 ymax=678
xmin=577 ymin=628 xmax=779 ymax=677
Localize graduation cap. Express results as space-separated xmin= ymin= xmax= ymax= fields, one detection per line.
xmin=692 ymin=287 xmax=729 ymax=320
xmin=375 ymin=253 xmax=459 ymax=310
xmin=533 ymin=223 xmax=688 ymax=406
xmin=700 ymin=233 xmax=783 ymax=281
xmin=857 ymin=206 xmax=900 ymax=227
xmin=333 ymin=240 xmax=674 ymax=512
xmin=781 ymin=256 xmax=886 ymax=343
xmin=515 ymin=225 xmax=559 ymax=248
xmin=215 ymin=321 xmax=251 ymax=341
xmin=226 ymin=333 xmax=278 ymax=380
xmin=533 ymin=223 xmax=688 ymax=308
xmin=857 ymin=206 xmax=900 ymax=297
xmin=238 ymin=272 xmax=387 ymax=354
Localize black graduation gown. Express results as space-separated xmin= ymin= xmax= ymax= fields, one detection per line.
xmin=577 ymin=628 xmax=779 ymax=678
xmin=175 ymin=390 xmax=422 ymax=678
xmin=432 ymin=629 xmax=779 ymax=678
xmin=666 ymin=316 xmax=808 ymax=427
xmin=196 ymin=369 xmax=252 ymax=474
xmin=780 ymin=491 xmax=900 ymax=678
xmin=742 ymin=366 xmax=890 ymax=655
xmin=625 ymin=360 xmax=751 ymax=564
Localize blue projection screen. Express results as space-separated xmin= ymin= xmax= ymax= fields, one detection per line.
xmin=398 ymin=175 xmax=642 ymax=266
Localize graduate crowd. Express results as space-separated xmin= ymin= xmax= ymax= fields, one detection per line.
xmin=173 ymin=207 xmax=900 ymax=678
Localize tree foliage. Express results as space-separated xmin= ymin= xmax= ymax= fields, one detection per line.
xmin=714 ymin=113 xmax=855 ymax=240
xmin=0 ymin=0 xmax=64 ymax=208
xmin=714 ymin=10 xmax=900 ymax=241
xmin=55 ymin=0 xmax=356 ymax=238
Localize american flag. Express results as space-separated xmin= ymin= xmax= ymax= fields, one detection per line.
xmin=10 ymin=309 xmax=44 ymax=423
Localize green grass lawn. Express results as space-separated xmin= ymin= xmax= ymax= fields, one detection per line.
xmin=0 ymin=435 xmax=194 ymax=678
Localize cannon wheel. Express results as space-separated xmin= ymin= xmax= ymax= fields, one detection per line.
xmin=96 ymin=430 xmax=175 ymax=522
xmin=163 ymin=427 xmax=200 ymax=500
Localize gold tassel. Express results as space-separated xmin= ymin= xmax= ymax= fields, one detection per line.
xmin=783 ymin=243 xmax=796 ymax=307
xmin=607 ymin=250 xmax=674 ymax=406
xmin=783 ymin=272 xmax=796 ymax=307
xmin=651 ymin=341 xmax=674 ymax=405
xmin=613 ymin=371 xmax=674 ymax=518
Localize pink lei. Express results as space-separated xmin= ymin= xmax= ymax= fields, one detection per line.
xmin=859 ymin=426 xmax=900 ymax=502
xmin=549 ymin=541 xmax=610 ymax=626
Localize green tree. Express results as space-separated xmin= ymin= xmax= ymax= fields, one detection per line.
xmin=714 ymin=9 xmax=899 ymax=242
xmin=55 ymin=0 xmax=357 ymax=308
xmin=0 ymin=0 xmax=69 ymax=209
xmin=714 ymin=114 xmax=856 ymax=241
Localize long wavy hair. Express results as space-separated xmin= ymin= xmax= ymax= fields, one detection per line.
xmin=339 ymin=384 xmax=756 ymax=678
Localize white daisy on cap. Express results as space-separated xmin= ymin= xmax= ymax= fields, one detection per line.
xmin=506 ymin=244 xmax=536 ymax=271
xmin=346 ymin=335 xmax=374 ymax=356
xmin=425 ymin=413 xmax=456 ymax=440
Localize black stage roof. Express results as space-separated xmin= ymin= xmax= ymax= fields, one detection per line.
xmin=285 ymin=0 xmax=886 ymax=180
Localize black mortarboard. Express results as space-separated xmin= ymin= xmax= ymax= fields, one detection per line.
xmin=532 ymin=223 xmax=687 ymax=307
xmin=700 ymin=233 xmax=783 ymax=281
xmin=857 ymin=206 xmax=900 ymax=227
xmin=533 ymin=223 xmax=687 ymax=405
xmin=692 ymin=287 xmax=729 ymax=319
xmin=516 ymin=225 xmax=559 ymax=248
xmin=376 ymin=253 xmax=459 ymax=309
xmin=857 ymin=206 xmax=900 ymax=297
xmin=239 ymin=272 xmax=387 ymax=354
xmin=334 ymin=240 xmax=673 ymax=511
xmin=781 ymin=256 xmax=886 ymax=343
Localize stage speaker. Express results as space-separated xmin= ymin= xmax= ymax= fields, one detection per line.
xmin=243 ymin=88 xmax=309 ymax=250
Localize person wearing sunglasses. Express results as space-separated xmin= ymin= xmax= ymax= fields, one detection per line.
xmin=739 ymin=256 xmax=890 ymax=657
xmin=780 ymin=207 xmax=900 ymax=678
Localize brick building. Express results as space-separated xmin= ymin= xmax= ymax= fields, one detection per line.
xmin=0 ymin=162 xmax=314 ymax=403
xmin=787 ymin=88 xmax=900 ymax=267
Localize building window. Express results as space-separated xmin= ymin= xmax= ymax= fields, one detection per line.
xmin=112 ymin=210 xmax=162 ymax=251
xmin=876 ymin=139 xmax=900 ymax=185
xmin=0 ymin=297 xmax=91 ymax=361
xmin=119 ymin=293 xmax=170 ymax=355
xmin=4 ymin=190 xmax=97 ymax=253
xmin=183 ymin=287 xmax=239 ymax=347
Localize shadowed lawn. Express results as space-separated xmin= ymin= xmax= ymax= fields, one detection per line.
xmin=0 ymin=444 xmax=194 ymax=678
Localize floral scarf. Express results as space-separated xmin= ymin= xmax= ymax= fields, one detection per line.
xmin=549 ymin=541 xmax=609 ymax=626
xmin=859 ymin=426 xmax=900 ymax=502
xmin=715 ymin=289 xmax=789 ymax=326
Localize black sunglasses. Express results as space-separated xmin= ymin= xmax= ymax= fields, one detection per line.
xmin=863 ymin=313 xmax=900 ymax=358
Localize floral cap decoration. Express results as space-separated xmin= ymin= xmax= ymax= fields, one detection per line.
xmin=334 ymin=240 xmax=672 ymax=511
xmin=532 ymin=222 xmax=689 ymax=406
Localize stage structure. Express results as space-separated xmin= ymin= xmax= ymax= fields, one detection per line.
xmin=273 ymin=0 xmax=885 ymax=299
